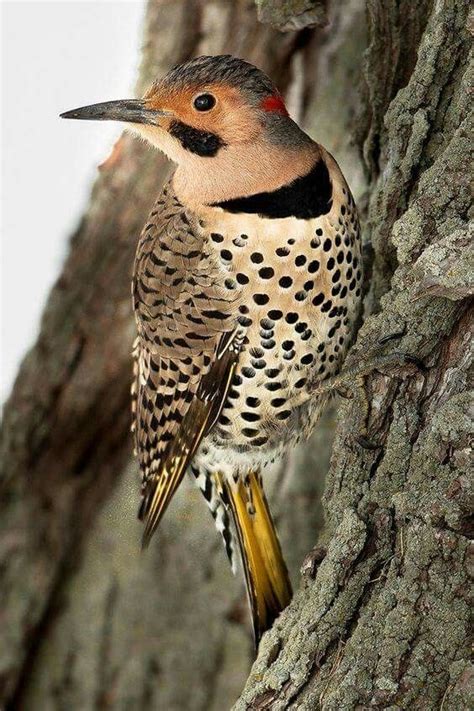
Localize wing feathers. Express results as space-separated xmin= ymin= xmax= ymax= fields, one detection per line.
xmin=140 ymin=338 xmax=239 ymax=548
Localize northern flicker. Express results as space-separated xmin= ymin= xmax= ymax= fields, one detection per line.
xmin=61 ymin=55 xmax=363 ymax=645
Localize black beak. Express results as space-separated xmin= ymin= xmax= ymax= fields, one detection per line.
xmin=60 ymin=99 xmax=171 ymax=125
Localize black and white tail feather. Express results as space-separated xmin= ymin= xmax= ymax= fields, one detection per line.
xmin=190 ymin=465 xmax=237 ymax=574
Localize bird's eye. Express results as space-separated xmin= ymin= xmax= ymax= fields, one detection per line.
xmin=193 ymin=93 xmax=216 ymax=112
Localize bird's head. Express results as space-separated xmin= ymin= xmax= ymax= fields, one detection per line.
xmin=61 ymin=55 xmax=317 ymax=204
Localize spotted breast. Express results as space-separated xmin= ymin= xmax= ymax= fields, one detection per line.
xmin=195 ymin=150 xmax=362 ymax=476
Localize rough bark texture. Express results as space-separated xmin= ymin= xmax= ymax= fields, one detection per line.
xmin=236 ymin=0 xmax=473 ymax=709
xmin=0 ymin=0 xmax=471 ymax=709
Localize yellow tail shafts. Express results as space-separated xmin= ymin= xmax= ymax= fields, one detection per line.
xmin=218 ymin=471 xmax=292 ymax=646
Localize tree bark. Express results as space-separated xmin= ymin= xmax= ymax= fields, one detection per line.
xmin=236 ymin=0 xmax=473 ymax=709
xmin=0 ymin=0 xmax=471 ymax=710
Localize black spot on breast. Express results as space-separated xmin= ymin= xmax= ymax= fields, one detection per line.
xmin=236 ymin=272 xmax=249 ymax=285
xmin=242 ymin=428 xmax=259 ymax=438
xmin=251 ymin=252 xmax=264 ymax=264
xmin=254 ymin=293 xmax=269 ymax=305
xmin=259 ymin=267 xmax=275 ymax=279
xmin=279 ymin=276 xmax=293 ymax=288
xmin=241 ymin=411 xmax=260 ymax=422
xmin=265 ymin=368 xmax=280 ymax=378
xmin=220 ymin=249 xmax=232 ymax=262
xmin=265 ymin=381 xmax=282 ymax=391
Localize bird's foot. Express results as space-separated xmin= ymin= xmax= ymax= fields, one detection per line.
xmin=310 ymin=350 xmax=424 ymax=399
xmin=301 ymin=545 xmax=327 ymax=580
xmin=310 ymin=345 xmax=425 ymax=449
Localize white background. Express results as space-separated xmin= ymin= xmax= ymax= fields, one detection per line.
xmin=1 ymin=0 xmax=145 ymax=400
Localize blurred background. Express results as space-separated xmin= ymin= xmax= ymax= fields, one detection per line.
xmin=2 ymin=0 xmax=144 ymax=400
xmin=1 ymin=0 xmax=367 ymax=708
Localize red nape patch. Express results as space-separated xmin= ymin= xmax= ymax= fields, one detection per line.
xmin=260 ymin=94 xmax=289 ymax=116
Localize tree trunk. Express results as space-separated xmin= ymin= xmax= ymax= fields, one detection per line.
xmin=235 ymin=0 xmax=473 ymax=709
xmin=1 ymin=1 xmax=471 ymax=710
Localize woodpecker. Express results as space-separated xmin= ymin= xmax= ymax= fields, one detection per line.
xmin=61 ymin=55 xmax=362 ymax=646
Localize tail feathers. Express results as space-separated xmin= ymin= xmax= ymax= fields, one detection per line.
xmin=218 ymin=471 xmax=292 ymax=647
xmin=191 ymin=465 xmax=237 ymax=573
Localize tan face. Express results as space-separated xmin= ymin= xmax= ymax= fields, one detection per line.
xmin=60 ymin=68 xmax=316 ymax=205
xmin=142 ymin=82 xmax=263 ymax=146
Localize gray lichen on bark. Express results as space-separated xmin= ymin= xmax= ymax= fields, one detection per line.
xmin=256 ymin=0 xmax=328 ymax=31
